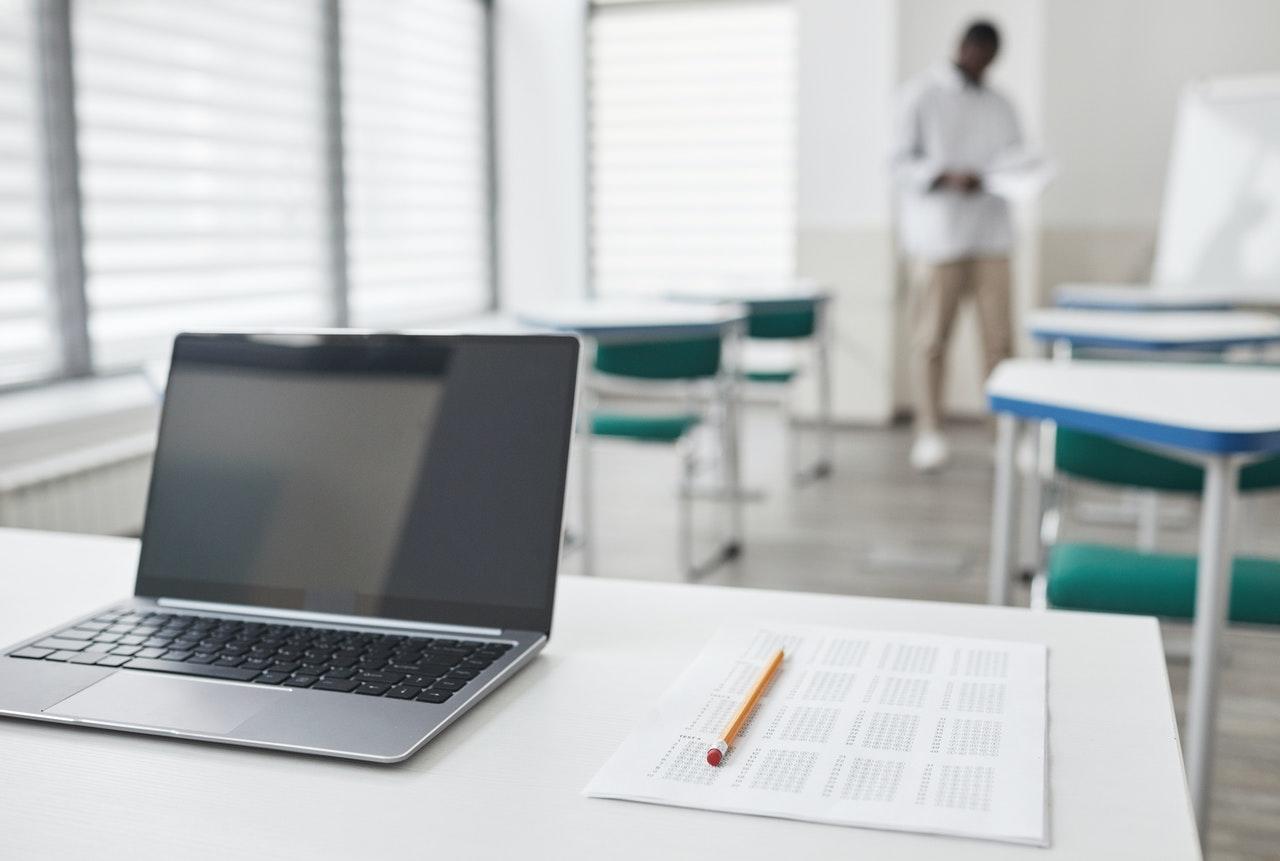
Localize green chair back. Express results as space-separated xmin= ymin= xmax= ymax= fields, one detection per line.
xmin=1055 ymin=427 xmax=1280 ymax=494
xmin=593 ymin=336 xmax=721 ymax=381
xmin=747 ymin=307 xmax=816 ymax=340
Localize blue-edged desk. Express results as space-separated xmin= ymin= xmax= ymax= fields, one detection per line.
xmin=1052 ymin=282 xmax=1280 ymax=312
xmin=668 ymin=279 xmax=835 ymax=480
xmin=985 ymin=358 xmax=1280 ymax=842
xmin=517 ymin=301 xmax=749 ymax=574
xmin=1027 ymin=308 xmax=1280 ymax=354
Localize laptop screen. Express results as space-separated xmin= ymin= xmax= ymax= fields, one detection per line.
xmin=135 ymin=332 xmax=579 ymax=634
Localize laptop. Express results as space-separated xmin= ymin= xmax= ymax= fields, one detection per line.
xmin=0 ymin=331 xmax=580 ymax=762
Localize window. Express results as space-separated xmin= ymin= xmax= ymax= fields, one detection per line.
xmin=588 ymin=0 xmax=797 ymax=296
xmin=342 ymin=0 xmax=491 ymax=326
xmin=0 ymin=0 xmax=59 ymax=384
xmin=73 ymin=0 xmax=332 ymax=370
xmin=0 ymin=0 xmax=493 ymax=388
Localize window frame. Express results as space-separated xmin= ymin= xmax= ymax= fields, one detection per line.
xmin=583 ymin=0 xmax=797 ymax=298
xmin=2 ymin=0 xmax=497 ymax=393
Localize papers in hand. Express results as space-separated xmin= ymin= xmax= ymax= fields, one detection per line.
xmin=983 ymin=149 xmax=1057 ymax=202
xmin=585 ymin=624 xmax=1049 ymax=847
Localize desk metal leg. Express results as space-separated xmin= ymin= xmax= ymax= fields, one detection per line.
xmin=1016 ymin=422 xmax=1043 ymax=578
xmin=988 ymin=413 xmax=1020 ymax=605
xmin=722 ymin=323 xmax=745 ymax=555
xmin=815 ymin=301 xmax=835 ymax=478
xmin=1186 ymin=454 xmax=1240 ymax=842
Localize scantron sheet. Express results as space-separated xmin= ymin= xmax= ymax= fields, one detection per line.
xmin=586 ymin=625 xmax=1049 ymax=847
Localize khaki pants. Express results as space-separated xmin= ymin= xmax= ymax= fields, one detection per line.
xmin=909 ymin=256 xmax=1012 ymax=433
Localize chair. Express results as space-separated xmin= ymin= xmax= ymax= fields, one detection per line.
xmin=737 ymin=301 xmax=833 ymax=482
xmin=578 ymin=334 xmax=741 ymax=578
xmin=1035 ymin=427 xmax=1280 ymax=626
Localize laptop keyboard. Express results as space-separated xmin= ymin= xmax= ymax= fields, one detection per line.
xmin=8 ymin=607 xmax=513 ymax=704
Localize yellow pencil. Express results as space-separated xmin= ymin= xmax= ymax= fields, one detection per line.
xmin=706 ymin=648 xmax=785 ymax=766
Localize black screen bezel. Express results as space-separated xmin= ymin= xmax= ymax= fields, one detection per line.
xmin=133 ymin=331 xmax=580 ymax=635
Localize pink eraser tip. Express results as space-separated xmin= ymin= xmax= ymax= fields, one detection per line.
xmin=706 ymin=748 xmax=722 ymax=766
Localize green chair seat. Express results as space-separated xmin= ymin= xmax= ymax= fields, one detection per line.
xmin=1055 ymin=427 xmax=1280 ymax=494
xmin=1047 ymin=542 xmax=1280 ymax=625
xmin=591 ymin=411 xmax=700 ymax=443
xmin=743 ymin=368 xmax=797 ymax=384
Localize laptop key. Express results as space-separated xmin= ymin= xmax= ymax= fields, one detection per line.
xmin=448 ymin=669 xmax=479 ymax=680
xmin=313 ymin=679 xmax=359 ymax=693
xmin=10 ymin=647 xmax=53 ymax=659
xmin=253 ymin=671 xmax=289 ymax=685
xmin=135 ymin=647 xmax=165 ymax=659
xmin=321 ymin=667 xmax=355 ymax=679
xmin=283 ymin=675 xmax=317 ymax=688
xmin=83 ymin=642 xmax=115 ymax=654
xmin=34 ymin=638 xmax=88 ymax=652
xmin=69 ymin=653 xmax=103 ymax=665
xmin=163 ymin=650 xmax=193 ymax=661
xmin=53 ymin=629 xmax=96 ymax=641
xmin=355 ymin=671 xmax=404 ymax=686
xmin=433 ymin=679 xmax=466 ymax=692
xmin=46 ymin=650 xmax=84 ymax=662
xmin=96 ymin=655 xmax=130 ymax=667
xmin=385 ymin=685 xmax=422 ymax=700
xmin=416 ymin=690 xmax=453 ymax=704
xmin=124 ymin=658 xmax=258 ymax=681
xmin=355 ymin=683 xmax=389 ymax=696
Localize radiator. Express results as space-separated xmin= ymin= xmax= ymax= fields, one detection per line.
xmin=0 ymin=433 xmax=155 ymax=536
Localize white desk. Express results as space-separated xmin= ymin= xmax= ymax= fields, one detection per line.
xmin=0 ymin=529 xmax=1198 ymax=859
xmin=1053 ymin=282 xmax=1280 ymax=312
xmin=1027 ymin=308 xmax=1280 ymax=352
xmin=986 ymin=359 xmax=1280 ymax=843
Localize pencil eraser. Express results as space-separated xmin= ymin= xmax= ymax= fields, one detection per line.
xmin=706 ymin=748 xmax=722 ymax=766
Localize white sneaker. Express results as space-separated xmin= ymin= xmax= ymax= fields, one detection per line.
xmin=910 ymin=432 xmax=950 ymax=473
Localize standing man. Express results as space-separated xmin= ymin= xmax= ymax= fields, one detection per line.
xmin=893 ymin=21 xmax=1022 ymax=472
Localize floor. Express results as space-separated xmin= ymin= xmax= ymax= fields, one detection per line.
xmin=566 ymin=408 xmax=1280 ymax=861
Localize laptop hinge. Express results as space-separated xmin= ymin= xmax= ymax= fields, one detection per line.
xmin=155 ymin=598 xmax=503 ymax=637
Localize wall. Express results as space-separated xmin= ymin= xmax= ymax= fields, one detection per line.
xmin=493 ymin=0 xmax=589 ymax=311
xmin=794 ymin=0 xmax=898 ymax=423
xmin=1040 ymin=0 xmax=1280 ymax=295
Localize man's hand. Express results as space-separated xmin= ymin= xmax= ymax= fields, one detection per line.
xmin=933 ymin=171 xmax=983 ymax=193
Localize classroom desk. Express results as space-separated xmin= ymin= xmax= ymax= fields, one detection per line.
xmin=1019 ymin=308 xmax=1280 ymax=564
xmin=669 ymin=280 xmax=835 ymax=480
xmin=0 ymin=528 xmax=1199 ymax=860
xmin=518 ymin=300 xmax=750 ymax=573
xmin=1027 ymin=308 xmax=1280 ymax=352
xmin=986 ymin=359 xmax=1280 ymax=842
xmin=1052 ymin=282 xmax=1280 ymax=312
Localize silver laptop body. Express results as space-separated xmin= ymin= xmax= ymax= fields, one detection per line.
xmin=0 ymin=331 xmax=580 ymax=763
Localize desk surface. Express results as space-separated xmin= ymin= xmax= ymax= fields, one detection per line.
xmin=516 ymin=300 xmax=746 ymax=339
xmin=1026 ymin=308 xmax=1280 ymax=349
xmin=1053 ymin=283 xmax=1280 ymax=311
xmin=668 ymin=277 xmax=832 ymax=308
xmin=0 ymin=529 xmax=1198 ymax=860
xmin=988 ymin=358 xmax=1280 ymax=454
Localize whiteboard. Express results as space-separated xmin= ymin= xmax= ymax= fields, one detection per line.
xmin=1153 ymin=75 xmax=1280 ymax=297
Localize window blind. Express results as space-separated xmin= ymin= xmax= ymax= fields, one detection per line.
xmin=588 ymin=0 xmax=797 ymax=296
xmin=0 ymin=0 xmax=58 ymax=384
xmin=341 ymin=0 xmax=490 ymax=327
xmin=73 ymin=0 xmax=331 ymax=370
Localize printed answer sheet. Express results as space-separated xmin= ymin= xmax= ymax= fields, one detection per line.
xmin=586 ymin=625 xmax=1048 ymax=847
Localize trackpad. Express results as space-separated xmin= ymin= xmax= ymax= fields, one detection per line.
xmin=44 ymin=672 xmax=282 ymax=735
